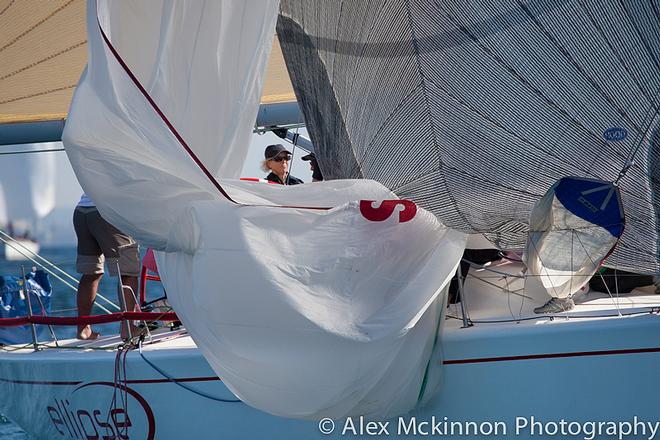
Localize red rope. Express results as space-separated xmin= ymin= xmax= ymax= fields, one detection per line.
xmin=0 ymin=311 xmax=179 ymax=328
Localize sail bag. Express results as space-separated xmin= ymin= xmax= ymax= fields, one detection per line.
xmin=524 ymin=177 xmax=624 ymax=298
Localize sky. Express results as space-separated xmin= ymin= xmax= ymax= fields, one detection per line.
xmin=30 ymin=128 xmax=313 ymax=247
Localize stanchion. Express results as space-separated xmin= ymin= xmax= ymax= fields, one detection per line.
xmin=20 ymin=266 xmax=40 ymax=351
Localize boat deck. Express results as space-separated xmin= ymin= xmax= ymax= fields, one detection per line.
xmin=446 ymin=258 xmax=660 ymax=329
xmin=0 ymin=327 xmax=196 ymax=356
xmin=3 ymin=259 xmax=658 ymax=354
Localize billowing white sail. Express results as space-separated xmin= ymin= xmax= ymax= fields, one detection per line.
xmin=63 ymin=0 xmax=279 ymax=249
xmin=63 ymin=0 xmax=466 ymax=419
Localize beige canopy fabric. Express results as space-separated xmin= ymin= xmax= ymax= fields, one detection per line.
xmin=0 ymin=0 xmax=295 ymax=125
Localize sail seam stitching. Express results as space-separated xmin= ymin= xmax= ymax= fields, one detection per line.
xmin=577 ymin=0 xmax=655 ymax=105
xmin=0 ymin=0 xmax=77 ymax=54
xmin=617 ymin=0 xmax=660 ymax=71
xmin=436 ymin=4 xmax=630 ymax=176
xmin=516 ymin=1 xmax=640 ymax=132
xmin=0 ymin=85 xmax=76 ymax=105
xmin=0 ymin=0 xmax=15 ymax=16
xmin=0 ymin=41 xmax=87 ymax=82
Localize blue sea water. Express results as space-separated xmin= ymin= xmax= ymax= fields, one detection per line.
xmin=0 ymin=246 xmax=165 ymax=439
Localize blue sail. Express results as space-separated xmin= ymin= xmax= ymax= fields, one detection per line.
xmin=554 ymin=177 xmax=624 ymax=238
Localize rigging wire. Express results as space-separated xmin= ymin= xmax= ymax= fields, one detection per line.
xmin=445 ymin=307 xmax=659 ymax=324
xmin=614 ymin=88 xmax=660 ymax=186
xmin=0 ymin=148 xmax=64 ymax=156
xmin=286 ymin=126 xmax=300 ymax=184
xmin=574 ymin=233 xmax=623 ymax=317
xmin=0 ymin=231 xmax=120 ymax=313
xmin=0 ymin=229 xmax=80 ymax=285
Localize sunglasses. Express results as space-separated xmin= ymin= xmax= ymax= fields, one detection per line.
xmin=270 ymin=154 xmax=292 ymax=162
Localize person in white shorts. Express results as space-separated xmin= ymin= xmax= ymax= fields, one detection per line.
xmin=73 ymin=194 xmax=140 ymax=340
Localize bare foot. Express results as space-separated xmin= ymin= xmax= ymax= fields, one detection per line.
xmin=77 ymin=326 xmax=100 ymax=340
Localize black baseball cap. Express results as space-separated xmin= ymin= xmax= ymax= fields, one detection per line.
xmin=301 ymin=152 xmax=316 ymax=161
xmin=264 ymin=144 xmax=291 ymax=160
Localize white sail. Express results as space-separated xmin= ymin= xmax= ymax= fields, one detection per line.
xmin=63 ymin=0 xmax=280 ymax=249
xmin=0 ymin=143 xmax=56 ymax=231
xmin=63 ymin=0 xmax=466 ymax=419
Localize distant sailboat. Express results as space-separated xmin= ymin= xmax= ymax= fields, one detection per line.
xmin=0 ymin=143 xmax=56 ymax=260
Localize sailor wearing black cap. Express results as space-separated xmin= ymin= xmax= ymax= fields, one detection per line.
xmin=261 ymin=144 xmax=304 ymax=185
xmin=301 ymin=152 xmax=324 ymax=182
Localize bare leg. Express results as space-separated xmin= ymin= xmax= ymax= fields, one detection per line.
xmin=120 ymin=275 xmax=141 ymax=339
xmin=77 ymin=273 xmax=103 ymax=340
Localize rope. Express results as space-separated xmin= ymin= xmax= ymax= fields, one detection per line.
xmin=108 ymin=344 xmax=131 ymax=438
xmin=574 ymin=233 xmax=623 ymax=317
xmin=138 ymin=340 xmax=241 ymax=403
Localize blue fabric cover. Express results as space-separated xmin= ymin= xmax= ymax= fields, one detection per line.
xmin=554 ymin=177 xmax=625 ymax=238
xmin=0 ymin=270 xmax=52 ymax=345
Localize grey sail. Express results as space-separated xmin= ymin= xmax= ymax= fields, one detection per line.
xmin=277 ymin=0 xmax=659 ymax=273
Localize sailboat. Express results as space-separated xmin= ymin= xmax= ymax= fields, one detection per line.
xmin=0 ymin=0 xmax=659 ymax=439
xmin=0 ymin=143 xmax=56 ymax=260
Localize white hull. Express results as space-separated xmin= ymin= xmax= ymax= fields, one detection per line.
xmin=3 ymin=239 xmax=39 ymax=261
xmin=1 ymin=262 xmax=659 ymax=439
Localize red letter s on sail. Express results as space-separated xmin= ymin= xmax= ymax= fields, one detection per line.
xmin=359 ymin=200 xmax=417 ymax=223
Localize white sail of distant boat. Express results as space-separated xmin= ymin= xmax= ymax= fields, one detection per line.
xmin=0 ymin=143 xmax=56 ymax=259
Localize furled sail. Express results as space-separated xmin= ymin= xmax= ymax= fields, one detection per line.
xmin=63 ymin=0 xmax=466 ymax=420
xmin=277 ymin=0 xmax=660 ymax=274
